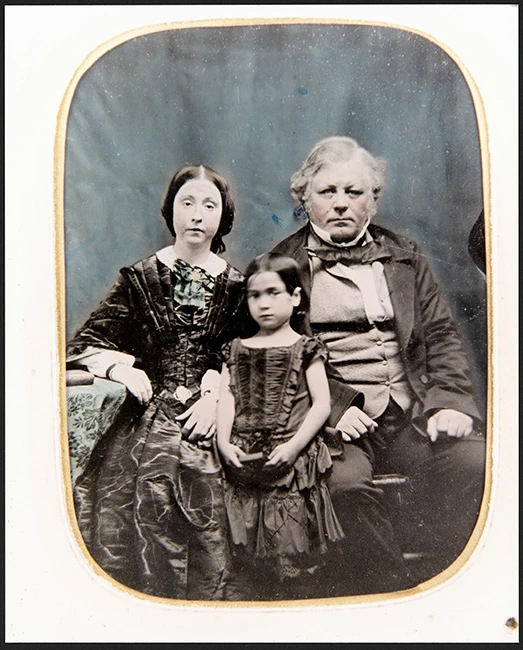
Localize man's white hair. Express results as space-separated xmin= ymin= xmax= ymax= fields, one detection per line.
xmin=290 ymin=136 xmax=386 ymax=219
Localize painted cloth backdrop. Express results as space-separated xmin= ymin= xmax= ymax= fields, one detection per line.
xmin=64 ymin=23 xmax=486 ymax=410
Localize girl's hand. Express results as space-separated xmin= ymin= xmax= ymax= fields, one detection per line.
xmin=109 ymin=365 xmax=153 ymax=405
xmin=175 ymin=394 xmax=218 ymax=441
xmin=265 ymin=440 xmax=300 ymax=469
xmin=218 ymin=442 xmax=246 ymax=469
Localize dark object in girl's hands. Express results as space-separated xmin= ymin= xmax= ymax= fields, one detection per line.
xmin=225 ymin=450 xmax=288 ymax=487
xmin=241 ymin=451 xmax=266 ymax=463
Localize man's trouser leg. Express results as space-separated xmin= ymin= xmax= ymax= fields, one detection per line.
xmin=324 ymin=440 xmax=411 ymax=596
xmin=371 ymin=399 xmax=486 ymax=580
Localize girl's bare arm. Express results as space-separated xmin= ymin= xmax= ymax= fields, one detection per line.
xmin=266 ymin=359 xmax=331 ymax=467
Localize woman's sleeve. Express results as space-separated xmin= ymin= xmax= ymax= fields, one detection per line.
xmin=66 ymin=271 xmax=141 ymax=375
xmin=66 ymin=347 xmax=135 ymax=377
xmin=219 ymin=339 xmax=234 ymax=367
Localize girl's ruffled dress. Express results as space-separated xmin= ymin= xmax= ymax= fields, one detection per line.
xmin=222 ymin=335 xmax=345 ymax=599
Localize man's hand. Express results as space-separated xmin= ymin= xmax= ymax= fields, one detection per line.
xmin=426 ymin=409 xmax=474 ymax=442
xmin=175 ymin=393 xmax=218 ymax=442
xmin=109 ymin=365 xmax=153 ymax=405
xmin=336 ymin=406 xmax=378 ymax=442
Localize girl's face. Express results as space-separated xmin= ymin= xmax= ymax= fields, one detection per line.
xmin=247 ymin=271 xmax=301 ymax=332
xmin=172 ymin=178 xmax=222 ymax=250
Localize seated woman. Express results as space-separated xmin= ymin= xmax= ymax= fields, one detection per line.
xmin=67 ymin=165 xmax=247 ymax=600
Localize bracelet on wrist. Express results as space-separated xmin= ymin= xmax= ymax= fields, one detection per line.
xmin=105 ymin=362 xmax=121 ymax=379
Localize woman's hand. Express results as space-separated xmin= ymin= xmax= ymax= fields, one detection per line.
xmin=265 ymin=440 xmax=300 ymax=469
xmin=109 ymin=365 xmax=153 ymax=405
xmin=175 ymin=393 xmax=218 ymax=442
xmin=218 ymin=442 xmax=246 ymax=469
xmin=336 ymin=406 xmax=378 ymax=442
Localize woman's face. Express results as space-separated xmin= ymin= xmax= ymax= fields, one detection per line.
xmin=172 ymin=178 xmax=223 ymax=250
xmin=305 ymin=160 xmax=372 ymax=243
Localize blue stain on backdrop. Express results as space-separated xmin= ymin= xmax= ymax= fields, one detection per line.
xmin=64 ymin=23 xmax=486 ymax=408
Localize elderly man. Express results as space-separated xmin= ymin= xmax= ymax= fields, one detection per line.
xmin=271 ymin=136 xmax=486 ymax=595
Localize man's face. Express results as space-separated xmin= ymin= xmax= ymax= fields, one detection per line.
xmin=306 ymin=160 xmax=373 ymax=243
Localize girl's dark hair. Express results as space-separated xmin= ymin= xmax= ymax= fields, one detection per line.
xmin=244 ymin=252 xmax=310 ymax=333
xmin=160 ymin=164 xmax=235 ymax=254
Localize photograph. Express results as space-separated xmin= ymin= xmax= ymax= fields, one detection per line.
xmin=6 ymin=4 xmax=518 ymax=644
xmin=61 ymin=18 xmax=488 ymax=603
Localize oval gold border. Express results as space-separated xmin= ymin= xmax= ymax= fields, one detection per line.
xmin=55 ymin=16 xmax=493 ymax=609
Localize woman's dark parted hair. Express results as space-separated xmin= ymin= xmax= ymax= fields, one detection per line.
xmin=161 ymin=164 xmax=236 ymax=254
xmin=244 ymin=252 xmax=310 ymax=333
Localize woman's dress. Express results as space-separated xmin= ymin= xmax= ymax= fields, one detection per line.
xmin=67 ymin=251 xmax=246 ymax=600
xmin=222 ymin=336 xmax=345 ymax=593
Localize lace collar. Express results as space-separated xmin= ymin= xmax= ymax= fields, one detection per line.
xmin=156 ymin=245 xmax=227 ymax=278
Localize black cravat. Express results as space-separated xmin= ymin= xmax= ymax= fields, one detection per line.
xmin=306 ymin=240 xmax=393 ymax=266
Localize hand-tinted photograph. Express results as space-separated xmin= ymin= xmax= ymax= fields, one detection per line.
xmin=58 ymin=20 xmax=489 ymax=603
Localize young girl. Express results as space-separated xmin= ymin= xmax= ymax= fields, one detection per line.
xmin=217 ymin=253 xmax=345 ymax=600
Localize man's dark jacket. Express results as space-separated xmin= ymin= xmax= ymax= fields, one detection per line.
xmin=271 ymin=224 xmax=481 ymax=431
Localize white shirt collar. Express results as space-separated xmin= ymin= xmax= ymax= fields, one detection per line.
xmin=156 ymin=245 xmax=227 ymax=278
xmin=310 ymin=218 xmax=372 ymax=248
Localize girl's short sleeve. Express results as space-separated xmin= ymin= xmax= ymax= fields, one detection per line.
xmin=302 ymin=335 xmax=329 ymax=369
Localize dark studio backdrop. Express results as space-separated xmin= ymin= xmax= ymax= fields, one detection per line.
xmin=63 ymin=22 xmax=487 ymax=412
